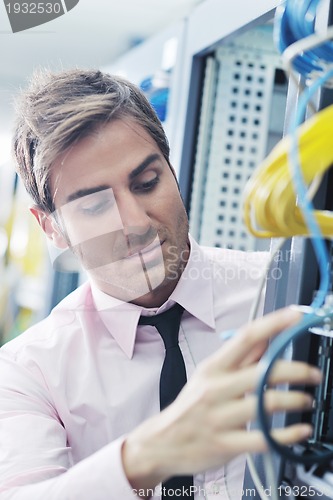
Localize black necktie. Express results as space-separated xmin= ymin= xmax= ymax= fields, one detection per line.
xmin=139 ymin=303 xmax=194 ymax=499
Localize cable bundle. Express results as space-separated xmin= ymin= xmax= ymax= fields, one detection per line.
xmin=275 ymin=0 xmax=333 ymax=78
xmin=243 ymin=102 xmax=333 ymax=238
xmin=244 ymin=0 xmax=333 ymax=241
xmin=241 ymin=0 xmax=333 ymax=490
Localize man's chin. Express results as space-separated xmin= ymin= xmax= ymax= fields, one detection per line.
xmin=88 ymin=260 xmax=166 ymax=303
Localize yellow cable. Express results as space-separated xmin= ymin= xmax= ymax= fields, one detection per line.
xmin=243 ymin=104 xmax=333 ymax=237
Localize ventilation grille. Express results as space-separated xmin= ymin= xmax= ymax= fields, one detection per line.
xmin=189 ymin=27 xmax=283 ymax=251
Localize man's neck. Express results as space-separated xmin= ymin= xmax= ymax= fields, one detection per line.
xmin=130 ymin=278 xmax=180 ymax=309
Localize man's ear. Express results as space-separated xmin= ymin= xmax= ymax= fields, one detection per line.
xmin=30 ymin=206 xmax=69 ymax=249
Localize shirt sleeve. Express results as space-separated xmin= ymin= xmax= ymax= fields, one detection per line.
xmin=0 ymin=350 xmax=139 ymax=499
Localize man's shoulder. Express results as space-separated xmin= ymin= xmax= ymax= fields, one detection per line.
xmin=1 ymin=281 xmax=92 ymax=355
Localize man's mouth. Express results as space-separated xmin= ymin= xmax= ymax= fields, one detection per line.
xmin=124 ymin=237 xmax=164 ymax=260
xmin=64 ymin=227 xmax=164 ymax=270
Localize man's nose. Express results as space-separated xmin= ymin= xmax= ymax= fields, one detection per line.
xmin=115 ymin=192 xmax=151 ymax=236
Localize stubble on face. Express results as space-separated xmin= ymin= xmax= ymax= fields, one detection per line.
xmin=84 ymin=208 xmax=190 ymax=307
xmin=48 ymin=118 xmax=191 ymax=307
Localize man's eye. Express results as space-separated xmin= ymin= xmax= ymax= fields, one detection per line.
xmin=80 ymin=199 xmax=111 ymax=215
xmin=135 ymin=177 xmax=159 ymax=192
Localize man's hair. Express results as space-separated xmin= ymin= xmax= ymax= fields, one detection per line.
xmin=13 ymin=68 xmax=170 ymax=213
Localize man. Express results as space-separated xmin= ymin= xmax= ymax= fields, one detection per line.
xmin=0 ymin=69 xmax=320 ymax=499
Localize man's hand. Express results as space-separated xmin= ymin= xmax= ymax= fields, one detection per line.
xmin=122 ymin=308 xmax=322 ymax=493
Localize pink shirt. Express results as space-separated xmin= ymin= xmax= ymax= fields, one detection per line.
xmin=0 ymin=237 xmax=267 ymax=499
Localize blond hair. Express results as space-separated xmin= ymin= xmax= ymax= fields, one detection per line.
xmin=13 ymin=68 xmax=170 ymax=212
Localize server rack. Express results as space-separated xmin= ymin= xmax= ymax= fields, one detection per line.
xmin=178 ymin=0 xmax=283 ymax=252
xmin=176 ymin=0 xmax=333 ymax=497
xmin=257 ymin=1 xmax=333 ymax=498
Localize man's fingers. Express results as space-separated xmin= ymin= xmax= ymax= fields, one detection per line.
xmin=261 ymin=389 xmax=313 ymax=414
xmin=204 ymin=360 xmax=322 ymax=401
xmin=210 ymin=390 xmax=313 ymax=430
xmin=216 ymin=424 xmax=313 ymax=457
xmin=269 ymin=359 xmax=322 ymax=386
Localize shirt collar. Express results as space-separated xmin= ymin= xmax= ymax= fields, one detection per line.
xmin=91 ymin=235 xmax=215 ymax=359
xmin=169 ymin=235 xmax=215 ymax=330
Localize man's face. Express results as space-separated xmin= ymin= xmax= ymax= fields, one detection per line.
xmin=48 ymin=119 xmax=190 ymax=306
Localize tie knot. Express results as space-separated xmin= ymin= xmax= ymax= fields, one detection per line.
xmin=138 ymin=303 xmax=184 ymax=349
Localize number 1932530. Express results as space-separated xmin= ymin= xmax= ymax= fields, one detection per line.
xmin=6 ymin=3 xmax=62 ymax=14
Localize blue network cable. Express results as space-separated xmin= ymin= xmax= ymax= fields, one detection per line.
xmin=289 ymin=68 xmax=333 ymax=309
xmin=255 ymin=0 xmax=333 ymax=465
xmin=274 ymin=0 xmax=333 ymax=77
xmin=256 ymin=309 xmax=333 ymax=465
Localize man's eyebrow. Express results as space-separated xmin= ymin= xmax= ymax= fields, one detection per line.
xmin=65 ymin=153 xmax=162 ymax=203
xmin=129 ymin=153 xmax=162 ymax=180
xmin=66 ymin=185 xmax=110 ymax=203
